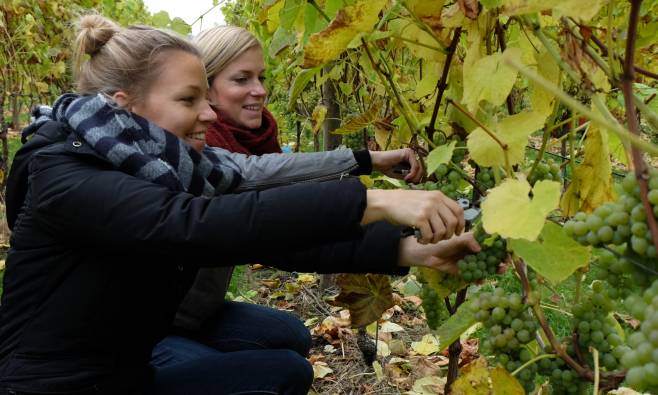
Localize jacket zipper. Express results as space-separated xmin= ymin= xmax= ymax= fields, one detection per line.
xmin=235 ymin=163 xmax=359 ymax=192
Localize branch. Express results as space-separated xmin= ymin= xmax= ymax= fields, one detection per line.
xmin=308 ymin=0 xmax=331 ymax=22
xmin=621 ymin=0 xmax=658 ymax=255
xmin=427 ymin=27 xmax=462 ymax=140
xmin=495 ymin=21 xmax=515 ymax=115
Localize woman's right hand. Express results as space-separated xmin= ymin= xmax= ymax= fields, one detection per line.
xmin=361 ymin=189 xmax=465 ymax=243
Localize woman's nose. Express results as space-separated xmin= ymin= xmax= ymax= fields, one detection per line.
xmin=200 ymin=101 xmax=217 ymax=123
xmin=251 ymin=80 xmax=267 ymax=97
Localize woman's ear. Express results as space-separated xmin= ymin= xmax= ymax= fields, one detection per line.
xmin=112 ymin=91 xmax=132 ymax=110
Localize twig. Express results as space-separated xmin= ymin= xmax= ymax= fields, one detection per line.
xmin=495 ymin=21 xmax=515 ymax=115
xmin=308 ymin=0 xmax=331 ymax=22
xmin=512 ymin=353 xmax=558 ymax=376
xmin=428 ymin=27 xmax=462 ymax=140
xmin=621 ymin=0 xmax=658 ymax=254
xmin=445 ymin=288 xmax=467 ymax=393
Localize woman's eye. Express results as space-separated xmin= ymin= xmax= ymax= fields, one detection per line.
xmin=258 ymin=76 xmax=266 ymax=82
xmin=180 ymin=97 xmax=195 ymax=103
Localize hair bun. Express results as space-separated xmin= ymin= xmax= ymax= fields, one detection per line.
xmin=76 ymin=14 xmax=120 ymax=55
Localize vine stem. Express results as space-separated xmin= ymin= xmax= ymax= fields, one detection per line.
xmin=361 ymin=39 xmax=421 ymax=134
xmin=621 ymin=0 xmax=658 ymax=254
xmin=446 ymin=99 xmax=513 ymax=177
xmin=428 ymin=27 xmax=462 ymax=140
xmin=504 ymin=56 xmax=658 ymax=157
xmin=308 ymin=0 xmax=331 ymax=22
xmin=511 ymin=353 xmax=558 ymax=376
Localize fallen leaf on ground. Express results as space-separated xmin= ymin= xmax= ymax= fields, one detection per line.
xmin=405 ymin=376 xmax=446 ymax=395
xmin=412 ymin=334 xmax=440 ymax=355
xmin=312 ymin=361 xmax=333 ymax=379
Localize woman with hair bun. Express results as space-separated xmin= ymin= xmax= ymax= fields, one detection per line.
xmin=0 ymin=14 xmax=475 ymax=395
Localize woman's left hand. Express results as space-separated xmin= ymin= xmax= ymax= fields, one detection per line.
xmin=370 ymin=148 xmax=423 ymax=183
xmin=397 ymin=232 xmax=481 ymax=273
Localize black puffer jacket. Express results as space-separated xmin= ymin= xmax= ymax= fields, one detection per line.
xmin=0 ymin=121 xmax=405 ymax=394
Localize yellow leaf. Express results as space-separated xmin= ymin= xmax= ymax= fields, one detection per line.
xmin=297 ymin=273 xmax=317 ymax=284
xmin=302 ymin=0 xmax=387 ymax=68
xmin=560 ymin=119 xmax=616 ymax=215
xmin=502 ymin=0 xmax=605 ymax=21
xmin=408 ymin=376 xmax=446 ymax=395
xmin=530 ymin=50 xmax=559 ymax=118
xmin=482 ymin=179 xmax=561 ymax=241
xmin=463 ymin=47 xmax=521 ymax=112
xmin=415 ymin=61 xmax=440 ymax=99
xmin=468 ymin=111 xmax=546 ymax=168
xmin=311 ymin=104 xmax=327 ymax=134
xmin=389 ymin=19 xmax=445 ymax=62
xmin=333 ymin=101 xmax=383 ymax=135
xmin=312 ymin=362 xmax=333 ymax=378
xmin=452 ymin=358 xmax=525 ymax=395
xmin=411 ymin=334 xmax=440 ymax=355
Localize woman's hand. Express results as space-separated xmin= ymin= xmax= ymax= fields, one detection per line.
xmin=370 ymin=148 xmax=423 ymax=183
xmin=362 ymin=189 xmax=465 ymax=243
xmin=398 ymin=232 xmax=481 ymax=274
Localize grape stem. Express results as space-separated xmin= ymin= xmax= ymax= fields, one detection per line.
xmin=592 ymin=347 xmax=600 ymax=395
xmin=620 ymin=0 xmax=658 ymax=255
xmin=427 ymin=27 xmax=462 ymax=140
xmin=511 ymin=353 xmax=558 ymax=377
xmin=445 ymin=288 xmax=467 ymax=393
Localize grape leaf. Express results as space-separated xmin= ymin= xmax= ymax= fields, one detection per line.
xmin=333 ymin=274 xmax=394 ymax=327
xmin=482 ymin=179 xmax=561 ymax=241
xmin=435 ymin=298 xmax=477 ymax=352
xmin=502 ymin=0 xmax=605 ymax=21
xmin=468 ymin=111 xmax=546 ymax=168
xmin=302 ymin=0 xmax=386 ymax=68
xmin=389 ymin=19 xmax=445 ymax=62
xmin=530 ymin=49 xmax=559 ymax=118
xmin=426 ymin=140 xmax=457 ymax=175
xmin=332 ymin=101 xmax=382 ymax=135
xmin=560 ymin=117 xmax=616 ymax=215
xmin=279 ymin=0 xmax=304 ymax=30
xmin=311 ymin=104 xmax=327 ymax=134
xmin=288 ymin=67 xmax=321 ymax=111
xmin=463 ymin=47 xmax=521 ymax=112
xmin=509 ymin=222 xmax=590 ymax=284
xmin=415 ymin=61 xmax=440 ymax=99
xmin=451 ymin=358 xmax=525 ymax=395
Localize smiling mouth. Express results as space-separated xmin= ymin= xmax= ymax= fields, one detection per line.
xmin=243 ymin=105 xmax=262 ymax=111
xmin=187 ymin=132 xmax=206 ymax=141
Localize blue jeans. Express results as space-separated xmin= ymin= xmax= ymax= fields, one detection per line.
xmin=149 ymin=301 xmax=313 ymax=395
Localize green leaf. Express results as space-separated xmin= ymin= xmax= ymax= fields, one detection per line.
xmin=468 ymin=111 xmax=546 ymax=168
xmin=151 ymin=10 xmax=171 ymax=28
xmin=482 ymin=179 xmax=561 ymax=241
xmin=302 ymin=0 xmax=387 ymax=68
xmin=415 ymin=61 xmax=439 ymax=99
xmin=288 ymin=67 xmax=321 ymax=110
xmin=269 ymin=26 xmax=297 ymax=57
xmin=280 ymin=0 xmax=304 ymax=30
xmin=462 ymin=47 xmax=521 ymax=112
xmin=509 ymin=222 xmax=590 ymax=284
xmin=333 ymin=274 xmax=394 ymax=327
xmin=501 ymin=0 xmax=605 ymax=21
xmin=426 ymin=140 xmax=457 ymax=175
xmin=170 ymin=17 xmax=191 ymax=35
xmin=436 ymin=298 xmax=477 ymax=352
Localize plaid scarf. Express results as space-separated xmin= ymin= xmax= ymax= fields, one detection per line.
xmin=29 ymin=93 xmax=240 ymax=197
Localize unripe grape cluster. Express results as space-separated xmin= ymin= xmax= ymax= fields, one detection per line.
xmin=593 ymin=249 xmax=635 ymax=299
xmin=564 ymin=172 xmax=658 ymax=259
xmin=571 ymin=281 xmax=626 ymax=371
xmin=475 ymin=166 xmax=495 ymax=191
xmin=527 ymin=160 xmax=562 ymax=186
xmin=428 ymin=164 xmax=461 ymax=199
xmin=470 ymin=289 xmax=538 ymax=392
xmin=620 ymin=279 xmax=658 ymax=392
xmin=420 ymin=285 xmax=449 ymax=330
xmin=456 ymin=231 xmax=506 ymax=282
xmin=536 ymin=346 xmax=590 ymax=394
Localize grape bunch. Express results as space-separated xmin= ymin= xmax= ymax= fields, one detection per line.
xmin=536 ymin=348 xmax=591 ymax=395
xmin=456 ymin=230 xmax=506 ymax=282
xmin=620 ymin=280 xmax=658 ymax=392
xmin=427 ymin=164 xmax=462 ymax=199
xmin=527 ymin=160 xmax=562 ymax=186
xmin=571 ymin=281 xmax=626 ymax=371
xmin=470 ymin=289 xmax=539 ymax=392
xmin=475 ymin=166 xmax=496 ymax=191
xmin=564 ymin=172 xmax=657 ymax=258
xmin=593 ymin=249 xmax=635 ymax=299
xmin=420 ymin=285 xmax=449 ymax=330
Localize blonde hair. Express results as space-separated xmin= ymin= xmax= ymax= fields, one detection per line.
xmin=194 ymin=26 xmax=261 ymax=83
xmin=73 ymin=14 xmax=200 ymax=103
